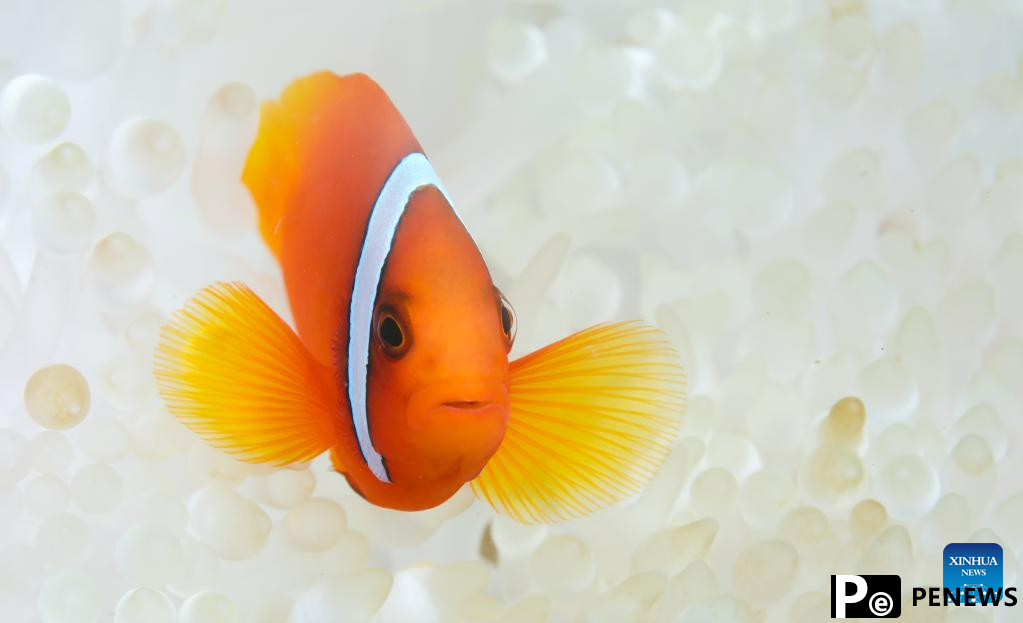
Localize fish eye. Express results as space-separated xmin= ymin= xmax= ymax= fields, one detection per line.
xmin=376 ymin=308 xmax=409 ymax=357
xmin=498 ymin=290 xmax=516 ymax=349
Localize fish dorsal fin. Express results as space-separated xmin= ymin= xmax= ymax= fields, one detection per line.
xmin=471 ymin=322 xmax=686 ymax=523
xmin=154 ymin=282 xmax=338 ymax=465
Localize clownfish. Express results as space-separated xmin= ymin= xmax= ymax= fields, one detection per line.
xmin=154 ymin=71 xmax=685 ymax=523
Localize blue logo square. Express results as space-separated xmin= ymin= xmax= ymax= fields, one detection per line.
xmin=943 ymin=543 xmax=1003 ymax=605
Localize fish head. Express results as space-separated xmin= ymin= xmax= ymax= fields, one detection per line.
xmin=365 ymin=186 xmax=512 ymax=486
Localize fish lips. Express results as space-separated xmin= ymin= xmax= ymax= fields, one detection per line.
xmin=406 ymin=380 xmax=509 ymax=431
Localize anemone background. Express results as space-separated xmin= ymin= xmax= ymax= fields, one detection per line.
xmin=1 ymin=1 xmax=1022 ymax=622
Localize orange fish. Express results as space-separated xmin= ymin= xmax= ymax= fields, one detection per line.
xmin=154 ymin=71 xmax=685 ymax=523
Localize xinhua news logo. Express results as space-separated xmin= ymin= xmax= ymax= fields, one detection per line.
xmin=831 ymin=575 xmax=900 ymax=618
xmin=944 ymin=542 xmax=1003 ymax=605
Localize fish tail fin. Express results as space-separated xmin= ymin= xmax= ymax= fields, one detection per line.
xmin=154 ymin=282 xmax=338 ymax=465
xmin=471 ymin=322 xmax=686 ymax=524
xmin=242 ymin=72 xmax=339 ymax=259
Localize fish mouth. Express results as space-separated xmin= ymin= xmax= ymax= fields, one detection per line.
xmin=406 ymin=380 xmax=509 ymax=431
xmin=441 ymin=400 xmax=495 ymax=411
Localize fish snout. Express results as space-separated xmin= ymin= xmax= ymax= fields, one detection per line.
xmin=407 ymin=379 xmax=509 ymax=428
xmin=401 ymin=378 xmax=510 ymax=480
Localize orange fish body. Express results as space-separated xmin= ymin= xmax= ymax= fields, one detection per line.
xmin=242 ymin=73 xmax=509 ymax=510
xmin=155 ymin=72 xmax=686 ymax=523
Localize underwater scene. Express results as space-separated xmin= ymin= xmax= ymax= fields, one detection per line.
xmin=1 ymin=0 xmax=1022 ymax=621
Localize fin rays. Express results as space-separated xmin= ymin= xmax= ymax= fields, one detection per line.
xmin=154 ymin=282 xmax=338 ymax=466
xmin=471 ymin=321 xmax=686 ymax=523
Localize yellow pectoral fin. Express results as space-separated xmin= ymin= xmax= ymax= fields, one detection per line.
xmin=472 ymin=321 xmax=686 ymax=524
xmin=154 ymin=282 xmax=337 ymax=466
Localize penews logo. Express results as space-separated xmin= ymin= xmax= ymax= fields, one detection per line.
xmin=831 ymin=575 xmax=901 ymax=618
xmin=944 ymin=543 xmax=1003 ymax=605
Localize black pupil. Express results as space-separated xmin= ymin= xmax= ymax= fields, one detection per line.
xmin=380 ymin=315 xmax=403 ymax=348
xmin=501 ymin=304 xmax=512 ymax=336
